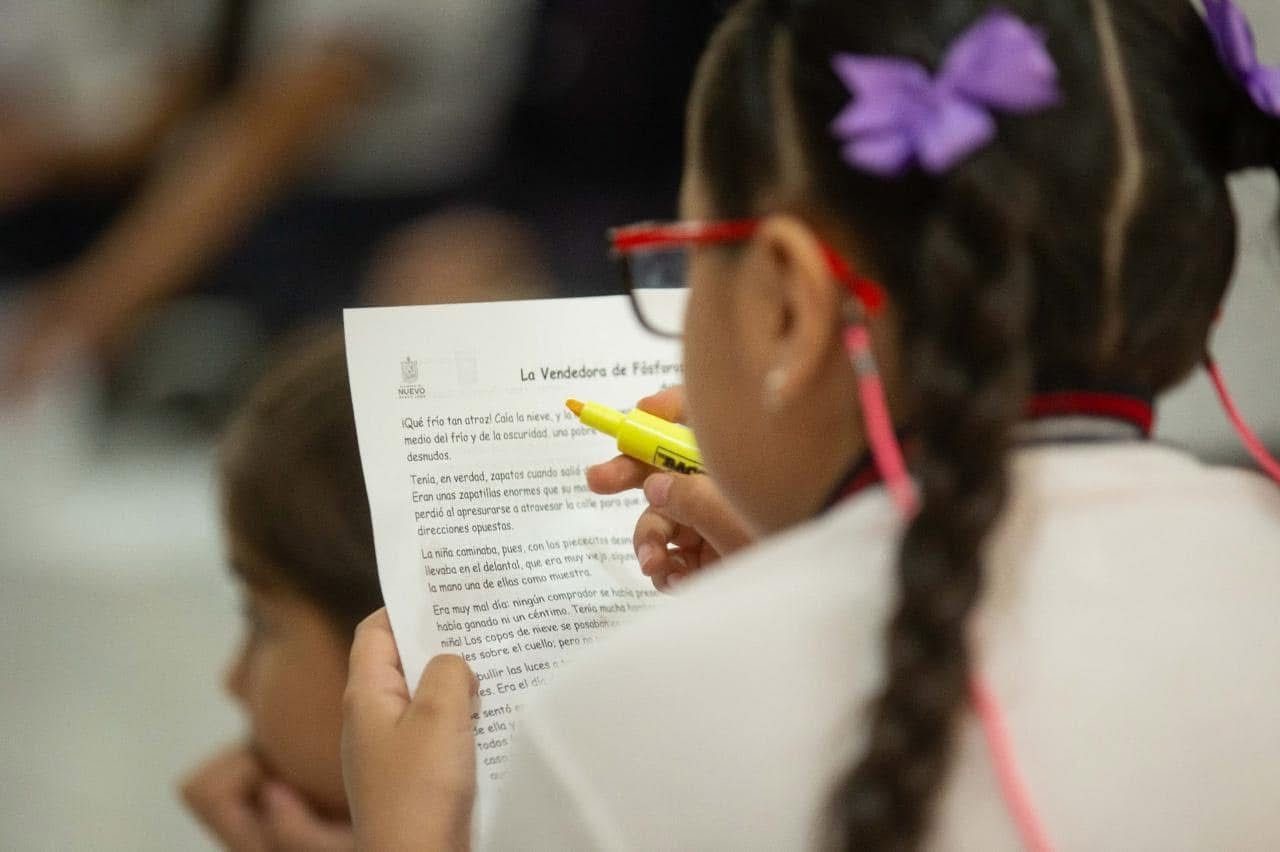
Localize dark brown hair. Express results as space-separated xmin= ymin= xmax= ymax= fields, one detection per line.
xmin=695 ymin=0 xmax=1275 ymax=847
xmin=220 ymin=327 xmax=381 ymax=636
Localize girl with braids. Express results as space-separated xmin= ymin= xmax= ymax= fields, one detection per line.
xmin=341 ymin=0 xmax=1280 ymax=848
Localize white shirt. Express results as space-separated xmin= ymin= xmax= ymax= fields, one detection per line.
xmin=486 ymin=442 xmax=1280 ymax=850
xmin=0 ymin=1 xmax=535 ymax=194
xmin=0 ymin=0 xmax=211 ymax=146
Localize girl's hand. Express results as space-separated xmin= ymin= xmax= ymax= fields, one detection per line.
xmin=180 ymin=744 xmax=354 ymax=851
xmin=342 ymin=609 xmax=477 ymax=852
xmin=586 ymin=386 xmax=754 ymax=591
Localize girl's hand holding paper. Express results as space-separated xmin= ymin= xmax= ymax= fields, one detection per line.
xmin=584 ymin=386 xmax=754 ymax=590
xmin=342 ymin=609 xmax=476 ymax=852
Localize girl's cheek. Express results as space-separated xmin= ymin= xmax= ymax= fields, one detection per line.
xmin=238 ymin=636 xmax=285 ymax=717
xmin=682 ymin=279 xmax=720 ymax=406
xmin=222 ymin=636 xmax=254 ymax=704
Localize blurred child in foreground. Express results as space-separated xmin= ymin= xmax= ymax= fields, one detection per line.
xmin=180 ymin=330 xmax=377 ymax=850
xmin=180 ymin=245 xmax=555 ymax=847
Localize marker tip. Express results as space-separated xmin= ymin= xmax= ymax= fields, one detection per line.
xmin=565 ymin=399 xmax=584 ymax=416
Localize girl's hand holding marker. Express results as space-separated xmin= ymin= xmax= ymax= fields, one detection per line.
xmin=571 ymin=386 xmax=754 ymax=591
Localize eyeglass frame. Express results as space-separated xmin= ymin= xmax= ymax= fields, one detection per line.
xmin=607 ymin=219 xmax=886 ymax=339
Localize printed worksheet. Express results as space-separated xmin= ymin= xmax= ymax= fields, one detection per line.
xmin=344 ymin=295 xmax=684 ymax=804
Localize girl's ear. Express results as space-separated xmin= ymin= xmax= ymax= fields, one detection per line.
xmin=750 ymin=214 xmax=843 ymax=404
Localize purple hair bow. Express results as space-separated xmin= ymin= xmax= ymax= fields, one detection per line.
xmin=1204 ymin=0 xmax=1280 ymax=117
xmin=830 ymin=9 xmax=1061 ymax=177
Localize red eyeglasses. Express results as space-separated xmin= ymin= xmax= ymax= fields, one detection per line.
xmin=608 ymin=219 xmax=886 ymax=338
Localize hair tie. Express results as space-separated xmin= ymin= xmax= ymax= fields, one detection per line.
xmin=1204 ymin=0 xmax=1280 ymax=118
xmin=829 ymin=8 xmax=1061 ymax=177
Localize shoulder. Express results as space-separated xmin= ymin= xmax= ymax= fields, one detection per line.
xmin=1005 ymin=442 xmax=1280 ymax=554
xmin=545 ymin=488 xmax=902 ymax=707
xmin=1014 ymin=441 xmax=1280 ymax=504
xmin=493 ymin=443 xmax=1280 ymax=846
xmin=494 ymin=493 xmax=904 ymax=848
xmin=976 ymin=443 xmax=1280 ymax=848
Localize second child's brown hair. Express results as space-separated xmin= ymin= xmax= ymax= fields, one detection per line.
xmin=220 ymin=328 xmax=381 ymax=635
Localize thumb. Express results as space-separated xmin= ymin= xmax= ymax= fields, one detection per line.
xmin=260 ymin=782 xmax=354 ymax=851
xmin=407 ymin=654 xmax=477 ymax=728
xmin=643 ymin=472 xmax=754 ymax=557
xmin=402 ymin=654 xmax=479 ymax=843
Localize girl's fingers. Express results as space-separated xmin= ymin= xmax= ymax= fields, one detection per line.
xmin=588 ymin=386 xmax=740 ymax=594
xmin=633 ymin=505 xmax=703 ymax=591
xmin=651 ymin=549 xmax=694 ymax=593
xmin=670 ymin=524 xmax=706 ymax=551
xmin=342 ymin=650 xmax=477 ymax=852
xmin=642 ymin=472 xmax=754 ymax=559
xmin=586 ymin=386 xmax=689 ymax=495
xmin=344 ymin=609 xmax=410 ymax=726
xmin=643 ymin=548 xmax=694 ymax=583
xmin=586 ymin=454 xmax=651 ymax=495
xmin=633 ymin=506 xmax=679 ymax=571
xmin=406 ymin=654 xmax=477 ymax=732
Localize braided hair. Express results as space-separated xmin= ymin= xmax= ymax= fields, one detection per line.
xmin=694 ymin=0 xmax=1267 ymax=847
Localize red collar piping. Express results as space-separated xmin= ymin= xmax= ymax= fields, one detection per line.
xmin=826 ymin=390 xmax=1155 ymax=506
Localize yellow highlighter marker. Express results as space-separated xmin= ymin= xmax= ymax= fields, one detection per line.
xmin=566 ymin=399 xmax=705 ymax=475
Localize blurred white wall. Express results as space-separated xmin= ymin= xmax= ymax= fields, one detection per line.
xmin=0 ymin=315 xmax=236 ymax=850
xmin=1160 ymin=171 xmax=1280 ymax=456
xmin=1159 ymin=0 xmax=1280 ymax=457
xmin=0 ymin=365 xmax=238 ymax=850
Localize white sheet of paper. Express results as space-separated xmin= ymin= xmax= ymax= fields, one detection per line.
xmin=343 ymin=295 xmax=685 ymax=807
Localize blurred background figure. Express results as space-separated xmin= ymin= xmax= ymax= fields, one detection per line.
xmin=0 ymin=0 xmax=725 ymax=427
xmin=489 ymin=0 xmax=722 ymax=291
xmin=0 ymin=0 xmax=1274 ymax=849
xmin=0 ymin=0 xmax=538 ymax=416
xmin=363 ymin=207 xmax=555 ymax=308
